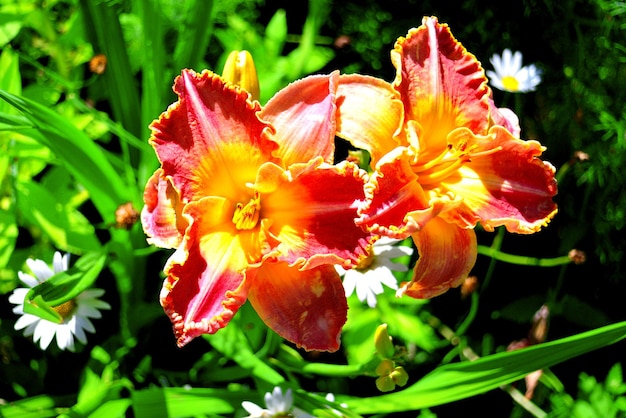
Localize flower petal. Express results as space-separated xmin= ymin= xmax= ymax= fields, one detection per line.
xmin=439 ymin=126 xmax=558 ymax=233
xmin=260 ymin=159 xmax=373 ymax=269
xmin=141 ymin=169 xmax=188 ymax=249
xmin=336 ymin=74 xmax=404 ymax=165
xmin=149 ymin=69 xmax=279 ymax=204
xmin=246 ymin=262 xmax=348 ymax=352
xmin=160 ymin=197 xmax=254 ymax=347
xmin=357 ymin=147 xmax=449 ymax=237
xmin=398 ymin=217 xmax=477 ymax=299
xmin=260 ymin=72 xmax=339 ymax=167
xmin=391 ymin=16 xmax=491 ymax=156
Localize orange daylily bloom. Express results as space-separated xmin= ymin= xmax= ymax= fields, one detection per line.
xmin=142 ymin=69 xmax=373 ymax=351
xmin=335 ymin=16 xmax=557 ymax=298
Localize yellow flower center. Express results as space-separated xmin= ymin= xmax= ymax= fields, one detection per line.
xmin=53 ymin=299 xmax=77 ymax=320
xmin=413 ymin=142 xmax=502 ymax=185
xmin=232 ymin=191 xmax=261 ymax=230
xmin=501 ymin=75 xmax=520 ymax=92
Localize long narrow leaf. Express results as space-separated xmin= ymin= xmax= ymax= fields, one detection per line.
xmin=345 ymin=321 xmax=626 ymax=414
xmin=0 ymin=89 xmax=130 ymax=219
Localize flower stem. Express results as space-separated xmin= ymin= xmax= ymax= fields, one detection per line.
xmin=477 ymin=245 xmax=572 ymax=267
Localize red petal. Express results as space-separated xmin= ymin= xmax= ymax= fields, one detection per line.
xmin=391 ymin=16 xmax=491 ymax=155
xmin=261 ymin=159 xmax=373 ymax=268
xmin=160 ymin=197 xmax=257 ymax=347
xmin=357 ymin=147 xmax=448 ymax=237
xmin=440 ymin=126 xmax=558 ymax=233
xmin=150 ymin=69 xmax=279 ymax=203
xmin=141 ymin=169 xmax=188 ymax=248
xmin=399 ymin=217 xmax=477 ymax=299
xmin=246 ymin=262 xmax=348 ymax=352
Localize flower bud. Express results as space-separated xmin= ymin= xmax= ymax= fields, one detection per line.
xmin=390 ymin=366 xmax=409 ymax=387
xmin=374 ymin=323 xmax=395 ymax=359
xmin=375 ymin=359 xmax=395 ymax=376
xmin=375 ymin=375 xmax=396 ymax=392
xmin=222 ymin=50 xmax=260 ymax=101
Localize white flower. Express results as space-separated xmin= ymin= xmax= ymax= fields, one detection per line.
xmin=486 ymin=49 xmax=542 ymax=93
xmin=242 ymin=387 xmax=312 ymax=417
xmin=8 ymin=252 xmax=111 ymax=352
xmin=241 ymin=387 xmax=346 ymax=418
xmin=337 ymin=237 xmax=413 ymax=308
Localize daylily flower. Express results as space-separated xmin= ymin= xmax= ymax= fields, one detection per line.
xmin=487 ymin=49 xmax=542 ymax=93
xmin=336 ymin=237 xmax=413 ymax=308
xmin=141 ymin=68 xmax=373 ymax=352
xmin=335 ymin=16 xmax=557 ymax=298
xmin=8 ymin=252 xmax=111 ymax=351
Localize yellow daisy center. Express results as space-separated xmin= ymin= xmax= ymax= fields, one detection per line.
xmin=501 ymin=75 xmax=520 ymax=92
xmin=53 ymin=299 xmax=77 ymax=320
xmin=232 ymin=191 xmax=261 ymax=230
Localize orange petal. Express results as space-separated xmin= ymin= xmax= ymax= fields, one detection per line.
xmin=440 ymin=126 xmax=558 ymax=233
xmin=391 ymin=16 xmax=491 ymax=157
xmin=357 ymin=147 xmax=445 ymax=238
xmin=260 ymin=72 xmax=339 ymax=167
xmin=141 ymin=169 xmax=188 ymax=248
xmin=336 ymin=74 xmax=405 ymax=166
xmin=246 ymin=262 xmax=348 ymax=352
xmin=149 ymin=69 xmax=279 ymax=203
xmin=398 ymin=217 xmax=477 ymax=299
xmin=260 ymin=159 xmax=373 ymax=269
xmin=160 ymin=197 xmax=261 ymax=347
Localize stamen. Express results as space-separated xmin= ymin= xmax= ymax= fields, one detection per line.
xmin=415 ymin=144 xmax=503 ymax=185
xmin=232 ymin=191 xmax=261 ymax=230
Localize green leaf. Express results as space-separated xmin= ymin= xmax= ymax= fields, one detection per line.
xmin=344 ymin=321 xmax=626 ymax=414
xmin=131 ymin=387 xmax=247 ymax=418
xmin=0 ymin=89 xmax=130 ymax=219
xmin=203 ymin=308 xmax=285 ymax=386
xmin=0 ymin=202 xmax=18 ymax=269
xmin=23 ymin=251 xmax=107 ymax=320
xmin=16 ymin=180 xmax=102 ymax=253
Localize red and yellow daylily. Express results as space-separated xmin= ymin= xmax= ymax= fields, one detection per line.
xmin=335 ymin=16 xmax=558 ymax=298
xmin=141 ymin=68 xmax=373 ymax=351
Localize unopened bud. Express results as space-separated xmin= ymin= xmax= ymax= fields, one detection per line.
xmin=568 ymin=249 xmax=586 ymax=265
xmin=222 ymin=50 xmax=260 ymax=101
xmin=374 ymin=323 xmax=395 ymax=359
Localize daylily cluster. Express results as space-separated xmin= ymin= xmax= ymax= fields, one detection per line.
xmin=142 ymin=16 xmax=557 ymax=352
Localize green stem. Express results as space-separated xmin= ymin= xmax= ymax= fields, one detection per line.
xmin=477 ymin=246 xmax=572 ymax=267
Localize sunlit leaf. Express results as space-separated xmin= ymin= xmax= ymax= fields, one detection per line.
xmin=23 ymin=251 xmax=107 ymax=320
xmin=344 ymin=321 xmax=626 ymax=414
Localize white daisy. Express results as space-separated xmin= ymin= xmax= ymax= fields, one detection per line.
xmin=242 ymin=387 xmax=311 ymax=418
xmin=337 ymin=237 xmax=414 ymax=308
xmin=8 ymin=252 xmax=111 ymax=352
xmin=486 ymin=49 xmax=542 ymax=93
